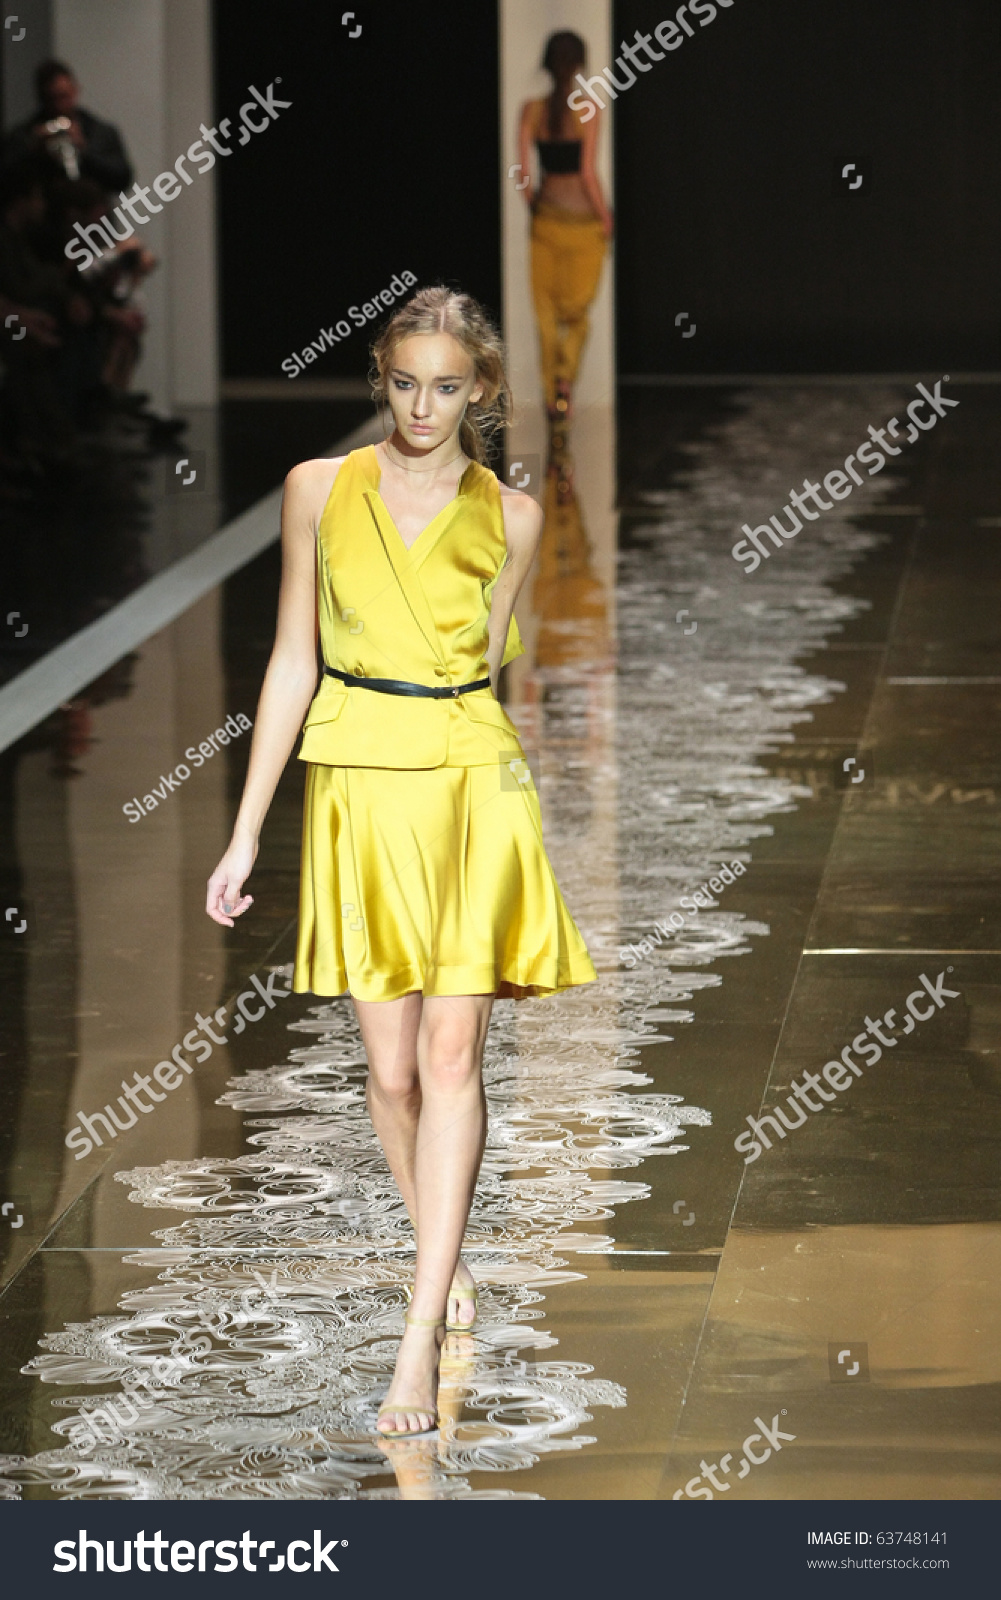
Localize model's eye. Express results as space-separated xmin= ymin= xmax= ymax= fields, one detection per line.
xmin=392 ymin=378 xmax=413 ymax=391
xmin=438 ymin=385 xmax=457 ymax=395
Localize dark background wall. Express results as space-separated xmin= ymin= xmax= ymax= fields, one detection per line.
xmin=613 ymin=0 xmax=1001 ymax=373
xmin=212 ymin=1 xmax=500 ymax=380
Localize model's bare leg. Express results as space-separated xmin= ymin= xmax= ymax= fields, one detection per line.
xmin=354 ymin=992 xmax=482 ymax=1332
xmin=353 ymin=990 xmax=423 ymax=1222
xmin=376 ymin=992 xmax=494 ymax=1433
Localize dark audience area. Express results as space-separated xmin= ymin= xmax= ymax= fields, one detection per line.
xmin=0 ymin=58 xmax=184 ymax=498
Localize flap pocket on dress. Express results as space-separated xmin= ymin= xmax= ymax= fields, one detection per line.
xmin=461 ymin=693 xmax=517 ymax=731
xmin=301 ymin=687 xmax=349 ymax=729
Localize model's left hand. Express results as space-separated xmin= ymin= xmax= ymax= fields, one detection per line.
xmin=206 ymin=832 xmax=258 ymax=927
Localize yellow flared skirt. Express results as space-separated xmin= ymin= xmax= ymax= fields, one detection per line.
xmin=293 ymin=763 xmax=597 ymax=1002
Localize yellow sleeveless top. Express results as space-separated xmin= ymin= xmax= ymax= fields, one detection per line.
xmin=298 ymin=444 xmax=527 ymax=769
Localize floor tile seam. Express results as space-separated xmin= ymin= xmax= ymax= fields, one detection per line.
xmin=803 ymin=948 xmax=1001 ymax=956
xmin=0 ymin=1168 xmax=107 ymax=1306
xmin=675 ymin=947 xmax=815 ymax=1414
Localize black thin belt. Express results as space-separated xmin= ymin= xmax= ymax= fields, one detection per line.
xmin=324 ymin=665 xmax=490 ymax=700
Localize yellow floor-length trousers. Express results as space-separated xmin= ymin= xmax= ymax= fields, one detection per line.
xmin=530 ymin=202 xmax=607 ymax=408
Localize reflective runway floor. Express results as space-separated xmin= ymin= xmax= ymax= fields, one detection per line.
xmin=1 ymin=384 xmax=998 ymax=1499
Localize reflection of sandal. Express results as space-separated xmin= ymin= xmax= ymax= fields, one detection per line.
xmin=376 ymin=1315 xmax=443 ymax=1439
xmin=446 ymin=1280 xmax=478 ymax=1334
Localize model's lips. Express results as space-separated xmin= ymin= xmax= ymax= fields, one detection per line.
xmin=409 ymin=424 xmax=434 ymax=433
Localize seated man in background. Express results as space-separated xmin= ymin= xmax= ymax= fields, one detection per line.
xmin=3 ymin=58 xmax=133 ymax=194
xmin=5 ymin=72 xmax=182 ymax=451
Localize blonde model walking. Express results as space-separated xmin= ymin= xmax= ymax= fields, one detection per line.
xmin=206 ymin=287 xmax=596 ymax=1438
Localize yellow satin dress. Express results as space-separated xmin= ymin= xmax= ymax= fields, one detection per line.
xmin=292 ymin=443 xmax=597 ymax=1002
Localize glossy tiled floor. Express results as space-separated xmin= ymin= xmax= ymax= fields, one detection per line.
xmin=0 ymin=385 xmax=998 ymax=1499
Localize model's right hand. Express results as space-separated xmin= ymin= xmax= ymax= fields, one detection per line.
xmin=205 ymin=834 xmax=258 ymax=926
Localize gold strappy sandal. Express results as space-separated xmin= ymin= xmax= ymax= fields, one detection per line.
xmin=376 ymin=1314 xmax=443 ymax=1440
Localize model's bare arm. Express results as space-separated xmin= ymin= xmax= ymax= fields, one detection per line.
xmin=485 ymin=491 xmax=544 ymax=690
xmin=517 ymin=99 xmax=537 ymax=207
xmin=205 ymin=458 xmax=341 ymax=926
xmin=580 ymin=109 xmax=613 ymax=235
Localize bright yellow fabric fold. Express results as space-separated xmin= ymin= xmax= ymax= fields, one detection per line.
xmin=294 ymin=764 xmax=597 ymax=1001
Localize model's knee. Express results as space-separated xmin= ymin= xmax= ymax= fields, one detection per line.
xmin=421 ymin=1033 xmax=481 ymax=1094
xmin=368 ymin=1068 xmax=419 ymax=1108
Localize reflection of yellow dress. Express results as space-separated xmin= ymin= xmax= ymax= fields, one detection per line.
xmin=292 ymin=444 xmax=597 ymax=1003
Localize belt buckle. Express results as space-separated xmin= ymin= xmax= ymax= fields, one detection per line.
xmin=451 ymin=685 xmax=459 ymax=697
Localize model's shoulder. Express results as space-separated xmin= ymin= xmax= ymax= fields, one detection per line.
xmin=497 ymin=474 xmax=539 ymax=509
xmin=284 ymin=452 xmax=366 ymax=531
xmin=499 ymin=482 xmax=544 ymax=546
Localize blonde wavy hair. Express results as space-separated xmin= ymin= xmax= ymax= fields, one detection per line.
xmin=369 ymin=285 xmax=512 ymax=464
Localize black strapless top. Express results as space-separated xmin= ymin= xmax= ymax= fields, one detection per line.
xmin=536 ymin=139 xmax=582 ymax=176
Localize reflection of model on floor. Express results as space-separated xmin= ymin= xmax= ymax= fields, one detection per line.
xmin=529 ymin=430 xmax=613 ymax=673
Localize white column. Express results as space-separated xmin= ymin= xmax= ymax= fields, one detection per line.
xmin=52 ymin=0 xmax=218 ymax=408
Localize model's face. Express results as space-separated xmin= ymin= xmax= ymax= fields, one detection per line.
xmin=386 ymin=333 xmax=484 ymax=449
xmin=44 ymin=74 xmax=79 ymax=117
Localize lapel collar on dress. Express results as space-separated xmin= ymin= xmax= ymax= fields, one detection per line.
xmin=409 ymin=460 xmax=490 ymax=577
xmin=361 ymin=446 xmax=446 ymax=665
